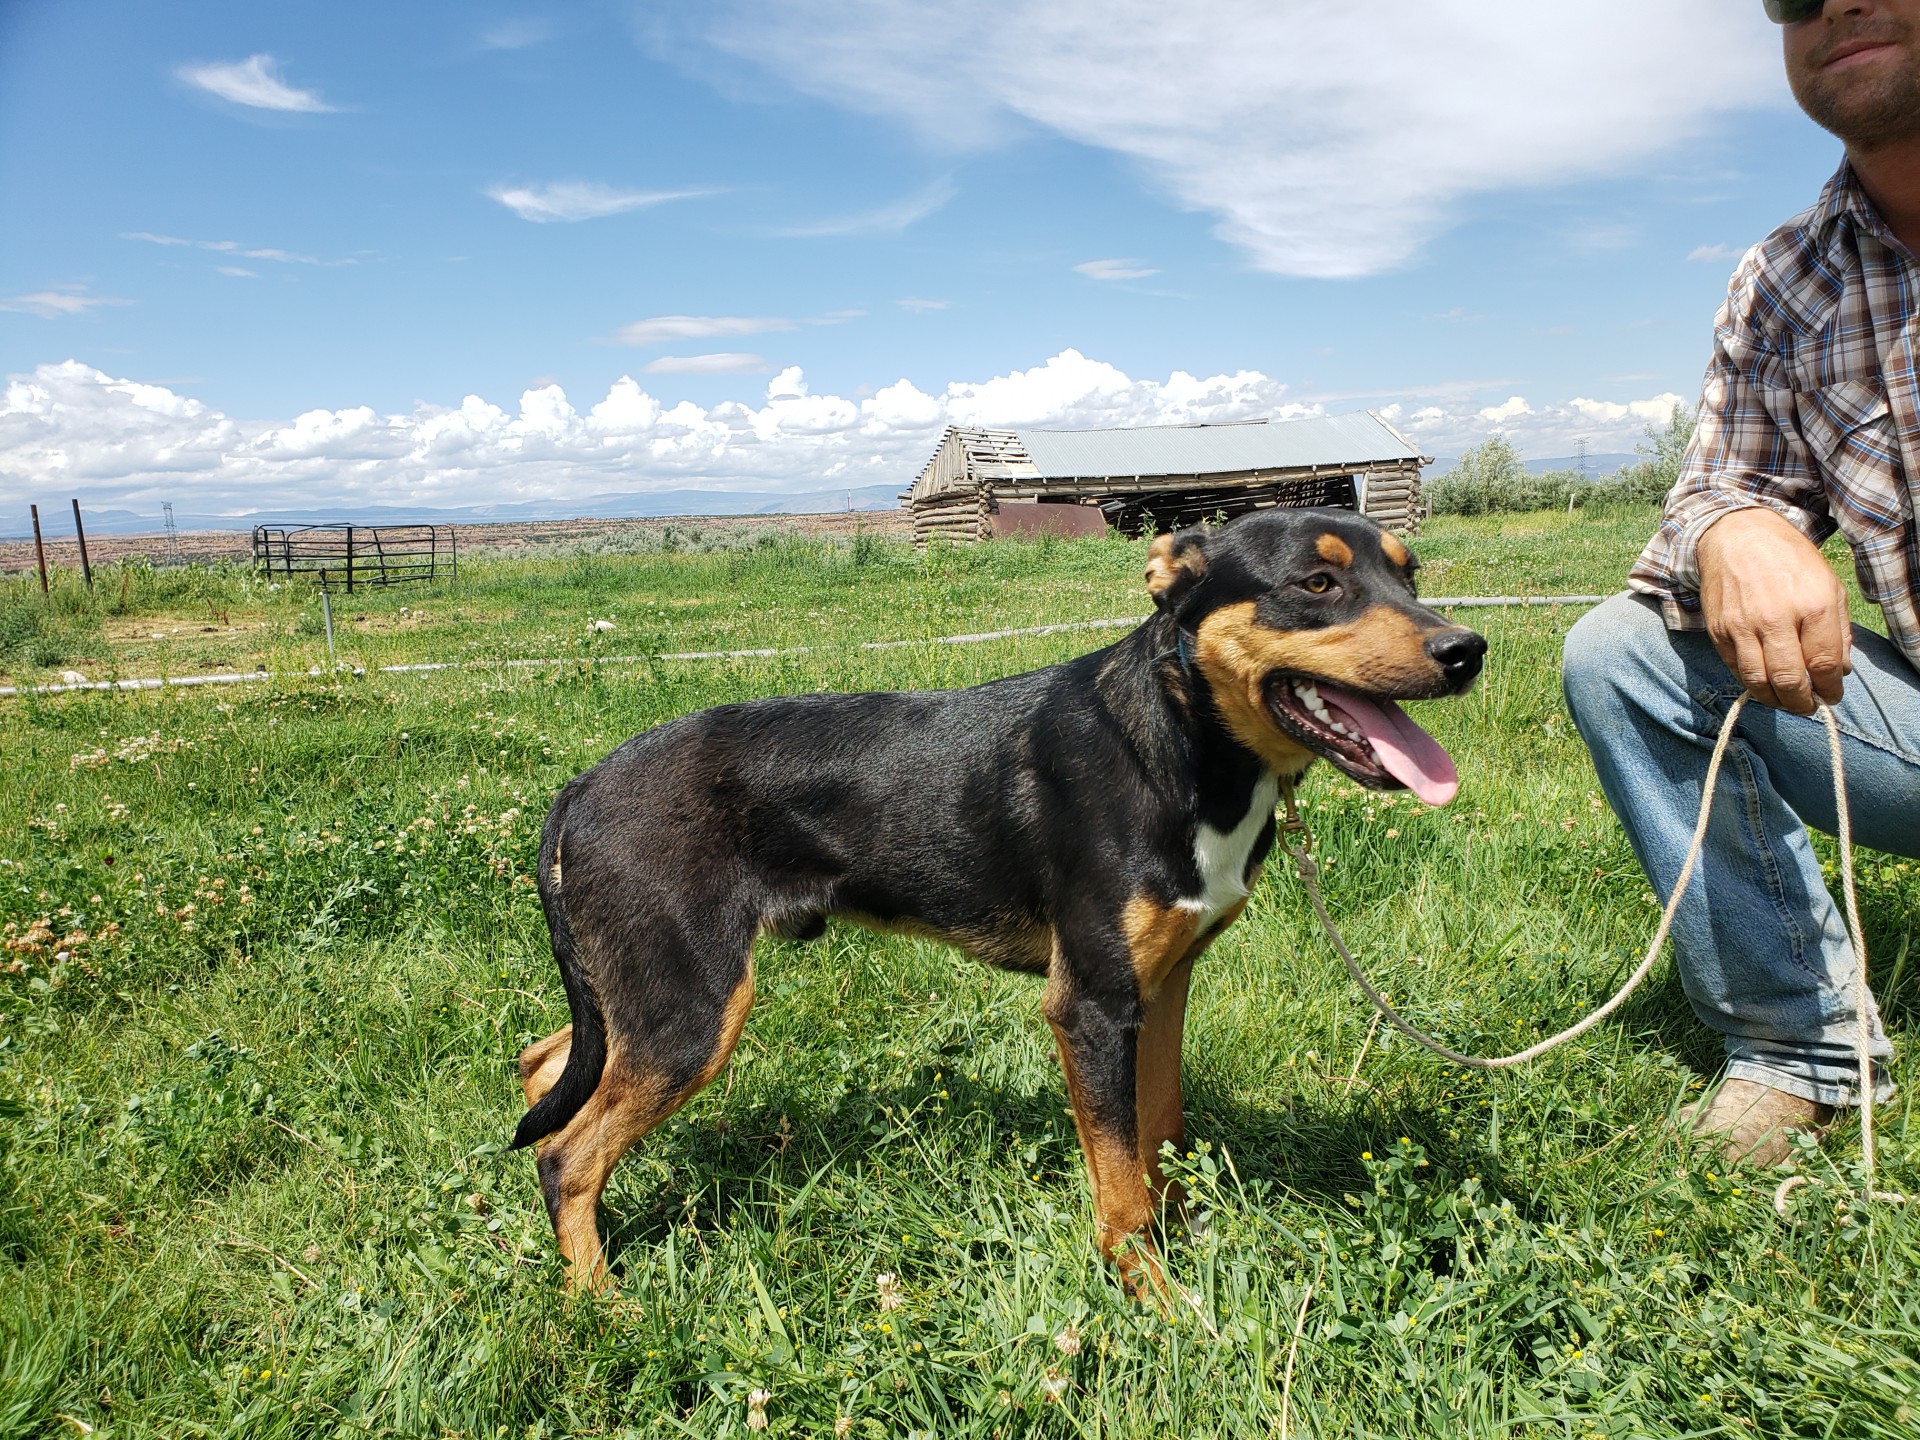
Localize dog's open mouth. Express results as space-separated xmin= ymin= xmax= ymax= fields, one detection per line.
xmin=1266 ymin=676 xmax=1460 ymax=805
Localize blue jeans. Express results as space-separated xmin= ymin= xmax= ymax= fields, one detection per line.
xmin=1562 ymin=593 xmax=1917 ymax=1106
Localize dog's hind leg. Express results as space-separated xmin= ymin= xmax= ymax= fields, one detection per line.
xmin=519 ymin=1024 xmax=574 ymax=1108
xmin=535 ymin=956 xmax=755 ymax=1292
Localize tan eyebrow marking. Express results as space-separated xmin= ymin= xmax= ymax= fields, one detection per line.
xmin=1316 ymin=533 xmax=1354 ymax=567
xmin=1380 ymin=532 xmax=1410 ymax=567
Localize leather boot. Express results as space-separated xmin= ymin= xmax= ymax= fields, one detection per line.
xmin=1680 ymin=1077 xmax=1835 ymax=1167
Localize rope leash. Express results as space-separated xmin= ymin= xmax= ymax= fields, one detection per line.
xmin=1278 ymin=695 xmax=1907 ymax=1205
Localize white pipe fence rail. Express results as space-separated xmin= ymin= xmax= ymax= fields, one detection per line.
xmin=0 ymin=595 xmax=1610 ymax=699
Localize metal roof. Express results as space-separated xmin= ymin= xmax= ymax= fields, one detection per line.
xmin=1012 ymin=411 xmax=1422 ymax=480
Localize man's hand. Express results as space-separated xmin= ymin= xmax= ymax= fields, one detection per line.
xmin=1696 ymin=507 xmax=1851 ymax=715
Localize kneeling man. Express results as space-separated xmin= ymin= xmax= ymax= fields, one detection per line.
xmin=1563 ymin=0 xmax=1919 ymax=1164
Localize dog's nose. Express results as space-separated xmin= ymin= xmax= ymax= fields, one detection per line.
xmin=1427 ymin=628 xmax=1487 ymax=686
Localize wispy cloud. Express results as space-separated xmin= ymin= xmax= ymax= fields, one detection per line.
xmin=897 ymin=297 xmax=949 ymax=311
xmin=690 ymin=2 xmax=1780 ymax=278
xmin=1687 ymin=242 xmax=1738 ymax=263
xmin=809 ymin=309 xmax=866 ymax=325
xmin=176 ymin=54 xmax=335 ymax=113
xmin=615 ymin=315 xmax=794 ymax=346
xmin=487 ymin=180 xmax=710 ymax=223
xmin=0 ymin=284 xmax=134 ymax=318
xmin=215 ymin=266 xmax=259 ymax=278
xmin=478 ymin=18 xmax=554 ymax=50
xmin=643 ymin=352 xmax=772 ymax=374
xmin=1566 ymin=220 xmax=1639 ymax=254
xmin=122 ymin=232 xmax=347 ymax=266
xmin=1073 ymin=258 xmax=1159 ymax=282
xmin=777 ymin=177 xmax=954 ymax=237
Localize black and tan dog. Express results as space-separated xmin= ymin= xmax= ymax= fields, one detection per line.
xmin=510 ymin=507 xmax=1485 ymax=1292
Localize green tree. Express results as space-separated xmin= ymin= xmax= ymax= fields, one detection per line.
xmin=1612 ymin=402 xmax=1697 ymax=505
xmin=1429 ymin=435 xmax=1533 ymax=516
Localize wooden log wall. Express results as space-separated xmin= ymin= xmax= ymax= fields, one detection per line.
xmin=910 ymin=491 xmax=989 ymax=549
xmin=1359 ymin=466 xmax=1422 ymax=535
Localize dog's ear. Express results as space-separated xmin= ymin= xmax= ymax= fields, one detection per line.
xmin=1144 ymin=527 xmax=1209 ymax=610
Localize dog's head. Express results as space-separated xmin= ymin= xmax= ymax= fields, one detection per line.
xmin=1145 ymin=508 xmax=1485 ymax=804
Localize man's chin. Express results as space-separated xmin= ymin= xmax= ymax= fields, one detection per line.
xmin=1792 ymin=51 xmax=1920 ymax=150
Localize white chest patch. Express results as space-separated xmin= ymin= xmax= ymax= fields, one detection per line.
xmin=1178 ymin=772 xmax=1279 ymax=931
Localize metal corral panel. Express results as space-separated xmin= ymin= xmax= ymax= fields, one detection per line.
xmin=1015 ymin=411 xmax=1420 ymax=480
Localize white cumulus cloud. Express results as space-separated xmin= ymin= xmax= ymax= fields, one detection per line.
xmin=671 ymin=1 xmax=1783 ymax=277
xmin=1478 ymin=396 xmax=1534 ymax=427
xmin=615 ymin=315 xmax=794 ymax=346
xmin=0 ymin=354 xmax=1691 ymax=516
xmin=177 ymin=54 xmax=335 ymax=113
xmin=487 ymin=181 xmax=709 ymax=223
xmin=1687 ymin=243 xmax=1739 ymax=263
xmin=1568 ymin=393 xmax=1688 ymax=426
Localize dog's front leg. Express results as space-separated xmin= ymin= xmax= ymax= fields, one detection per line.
xmin=1135 ymin=955 xmax=1193 ymax=1219
xmin=1136 ymin=904 xmax=1243 ymax=1226
xmin=1043 ymin=924 xmax=1188 ymax=1301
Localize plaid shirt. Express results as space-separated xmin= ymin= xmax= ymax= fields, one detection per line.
xmin=1630 ymin=158 xmax=1920 ymax=667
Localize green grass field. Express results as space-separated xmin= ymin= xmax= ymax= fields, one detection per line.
xmin=2 ymin=510 xmax=1916 ymax=1438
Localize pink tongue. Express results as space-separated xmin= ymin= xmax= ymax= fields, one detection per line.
xmin=1318 ymin=684 xmax=1460 ymax=806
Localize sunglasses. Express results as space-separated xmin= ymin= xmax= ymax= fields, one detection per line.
xmin=1765 ymin=0 xmax=1826 ymax=20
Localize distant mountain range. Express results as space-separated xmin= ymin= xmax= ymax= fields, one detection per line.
xmin=3 ymin=484 xmax=905 ymax=540
xmin=12 ymin=458 xmax=1649 ymax=541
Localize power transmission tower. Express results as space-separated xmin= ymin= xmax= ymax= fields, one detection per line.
xmin=1573 ymin=436 xmax=1591 ymax=482
xmin=162 ymin=501 xmax=179 ymax=565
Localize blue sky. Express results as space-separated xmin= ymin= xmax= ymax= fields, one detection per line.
xmin=0 ymin=1 xmax=1854 ymax=517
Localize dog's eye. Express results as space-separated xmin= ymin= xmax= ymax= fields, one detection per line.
xmin=1301 ymin=574 xmax=1335 ymax=595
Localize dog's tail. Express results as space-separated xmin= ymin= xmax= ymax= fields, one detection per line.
xmin=509 ymin=795 xmax=607 ymax=1150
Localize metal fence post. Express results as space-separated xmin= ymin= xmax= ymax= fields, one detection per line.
xmin=30 ymin=505 xmax=49 ymax=595
xmin=345 ymin=526 xmax=355 ymax=595
xmin=71 ymin=498 xmax=92 ymax=589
